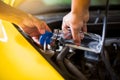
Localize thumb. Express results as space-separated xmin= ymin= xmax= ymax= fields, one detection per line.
xmin=71 ymin=26 xmax=81 ymax=46
xmin=82 ymin=22 xmax=87 ymax=32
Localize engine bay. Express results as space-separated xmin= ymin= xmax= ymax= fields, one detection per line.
xmin=37 ymin=10 xmax=120 ymax=79
xmin=41 ymin=23 xmax=120 ymax=80
xmin=15 ymin=4 xmax=120 ymax=80
xmin=38 ymin=7 xmax=120 ymax=79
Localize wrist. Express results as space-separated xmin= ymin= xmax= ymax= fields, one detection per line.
xmin=71 ymin=8 xmax=89 ymax=15
xmin=71 ymin=0 xmax=90 ymax=17
xmin=70 ymin=9 xmax=89 ymax=23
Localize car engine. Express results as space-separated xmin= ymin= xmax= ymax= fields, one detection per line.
xmin=15 ymin=0 xmax=120 ymax=79
xmin=36 ymin=2 xmax=120 ymax=79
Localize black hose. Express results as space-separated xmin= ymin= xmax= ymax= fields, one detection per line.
xmin=64 ymin=58 xmax=87 ymax=80
xmin=56 ymin=46 xmax=77 ymax=80
xmin=101 ymin=50 xmax=119 ymax=80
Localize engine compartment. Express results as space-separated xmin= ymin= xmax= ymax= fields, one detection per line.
xmin=39 ymin=9 xmax=120 ymax=80
xmin=15 ymin=5 xmax=120 ymax=80
xmin=45 ymin=22 xmax=120 ymax=80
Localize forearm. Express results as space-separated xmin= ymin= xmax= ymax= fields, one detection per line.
xmin=71 ymin=0 xmax=90 ymax=15
xmin=0 ymin=1 xmax=29 ymax=26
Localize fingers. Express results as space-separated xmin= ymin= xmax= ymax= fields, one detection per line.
xmin=35 ymin=21 xmax=51 ymax=34
xmin=62 ymin=19 xmax=69 ymax=34
xmin=18 ymin=14 xmax=52 ymax=46
xmin=32 ymin=37 xmax=40 ymax=45
xmin=62 ymin=19 xmax=88 ymax=45
xmin=82 ymin=22 xmax=87 ymax=32
xmin=71 ymin=24 xmax=81 ymax=45
xmin=62 ymin=20 xmax=72 ymax=39
xmin=27 ymin=14 xmax=51 ymax=35
xmin=62 ymin=20 xmax=83 ymax=45
xmin=72 ymin=29 xmax=81 ymax=45
xmin=43 ymin=21 xmax=51 ymax=32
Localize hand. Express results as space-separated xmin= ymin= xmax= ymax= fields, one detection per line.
xmin=62 ymin=11 xmax=89 ymax=45
xmin=18 ymin=14 xmax=51 ymax=45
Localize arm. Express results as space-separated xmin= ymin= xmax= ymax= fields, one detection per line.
xmin=0 ymin=1 xmax=51 ymax=44
xmin=0 ymin=0 xmax=28 ymax=25
xmin=62 ymin=0 xmax=90 ymax=45
xmin=71 ymin=0 xmax=90 ymax=15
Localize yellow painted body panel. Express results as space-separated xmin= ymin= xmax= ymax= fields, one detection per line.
xmin=0 ymin=21 xmax=64 ymax=80
xmin=3 ymin=0 xmax=25 ymax=7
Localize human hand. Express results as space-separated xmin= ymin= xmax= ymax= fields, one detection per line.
xmin=62 ymin=11 xmax=89 ymax=45
xmin=18 ymin=14 xmax=51 ymax=45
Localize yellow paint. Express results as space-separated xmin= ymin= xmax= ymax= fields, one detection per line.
xmin=0 ymin=21 xmax=64 ymax=80
xmin=3 ymin=0 xmax=25 ymax=7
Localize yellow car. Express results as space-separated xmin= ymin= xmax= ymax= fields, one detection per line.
xmin=0 ymin=0 xmax=120 ymax=80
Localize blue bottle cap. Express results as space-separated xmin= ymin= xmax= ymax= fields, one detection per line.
xmin=39 ymin=31 xmax=53 ymax=46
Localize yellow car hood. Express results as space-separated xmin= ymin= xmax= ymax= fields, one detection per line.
xmin=0 ymin=20 xmax=64 ymax=80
